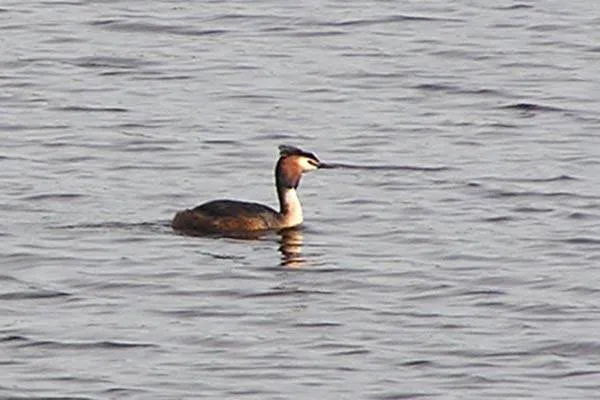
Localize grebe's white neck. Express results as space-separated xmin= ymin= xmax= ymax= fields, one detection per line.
xmin=279 ymin=187 xmax=303 ymax=227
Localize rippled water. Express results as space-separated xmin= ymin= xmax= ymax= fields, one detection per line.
xmin=2 ymin=1 xmax=600 ymax=399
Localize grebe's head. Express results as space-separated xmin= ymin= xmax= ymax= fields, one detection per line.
xmin=278 ymin=145 xmax=321 ymax=172
xmin=276 ymin=145 xmax=323 ymax=189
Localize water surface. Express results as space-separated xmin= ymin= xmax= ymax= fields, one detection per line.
xmin=2 ymin=1 xmax=600 ymax=399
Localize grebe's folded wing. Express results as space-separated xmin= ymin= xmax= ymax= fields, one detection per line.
xmin=193 ymin=200 xmax=277 ymax=217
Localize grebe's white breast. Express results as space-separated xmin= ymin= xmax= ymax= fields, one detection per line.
xmin=280 ymin=188 xmax=303 ymax=228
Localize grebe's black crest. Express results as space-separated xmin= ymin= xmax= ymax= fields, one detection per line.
xmin=279 ymin=145 xmax=320 ymax=163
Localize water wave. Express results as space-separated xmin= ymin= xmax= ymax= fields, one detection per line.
xmin=90 ymin=19 xmax=228 ymax=37
xmin=53 ymin=105 xmax=129 ymax=113
xmin=0 ymin=290 xmax=70 ymax=300
xmin=500 ymin=102 xmax=567 ymax=113
xmin=12 ymin=337 xmax=156 ymax=350
xmin=321 ymin=162 xmax=451 ymax=172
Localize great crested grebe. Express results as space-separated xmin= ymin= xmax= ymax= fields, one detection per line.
xmin=172 ymin=145 xmax=328 ymax=235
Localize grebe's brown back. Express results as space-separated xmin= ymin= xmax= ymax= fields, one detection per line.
xmin=172 ymin=145 xmax=327 ymax=235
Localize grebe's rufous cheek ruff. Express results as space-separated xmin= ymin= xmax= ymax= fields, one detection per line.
xmin=172 ymin=145 xmax=326 ymax=235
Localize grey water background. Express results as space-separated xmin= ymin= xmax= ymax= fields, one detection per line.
xmin=2 ymin=0 xmax=600 ymax=398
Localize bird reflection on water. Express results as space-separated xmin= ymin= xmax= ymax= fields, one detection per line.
xmin=278 ymin=228 xmax=305 ymax=268
xmin=176 ymin=227 xmax=307 ymax=268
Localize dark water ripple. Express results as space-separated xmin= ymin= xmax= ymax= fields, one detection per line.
xmin=21 ymin=193 xmax=87 ymax=201
xmin=0 ymin=290 xmax=70 ymax=301
xmin=413 ymin=83 xmax=506 ymax=96
xmin=310 ymin=14 xmax=465 ymax=27
xmin=2 ymin=0 xmax=600 ymax=399
xmin=69 ymin=55 xmax=153 ymax=69
xmin=90 ymin=19 xmax=230 ymax=37
xmin=5 ymin=336 xmax=156 ymax=350
xmin=500 ymin=102 xmax=567 ymax=113
xmin=53 ymin=106 xmax=129 ymax=113
xmin=322 ymin=162 xmax=452 ymax=172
